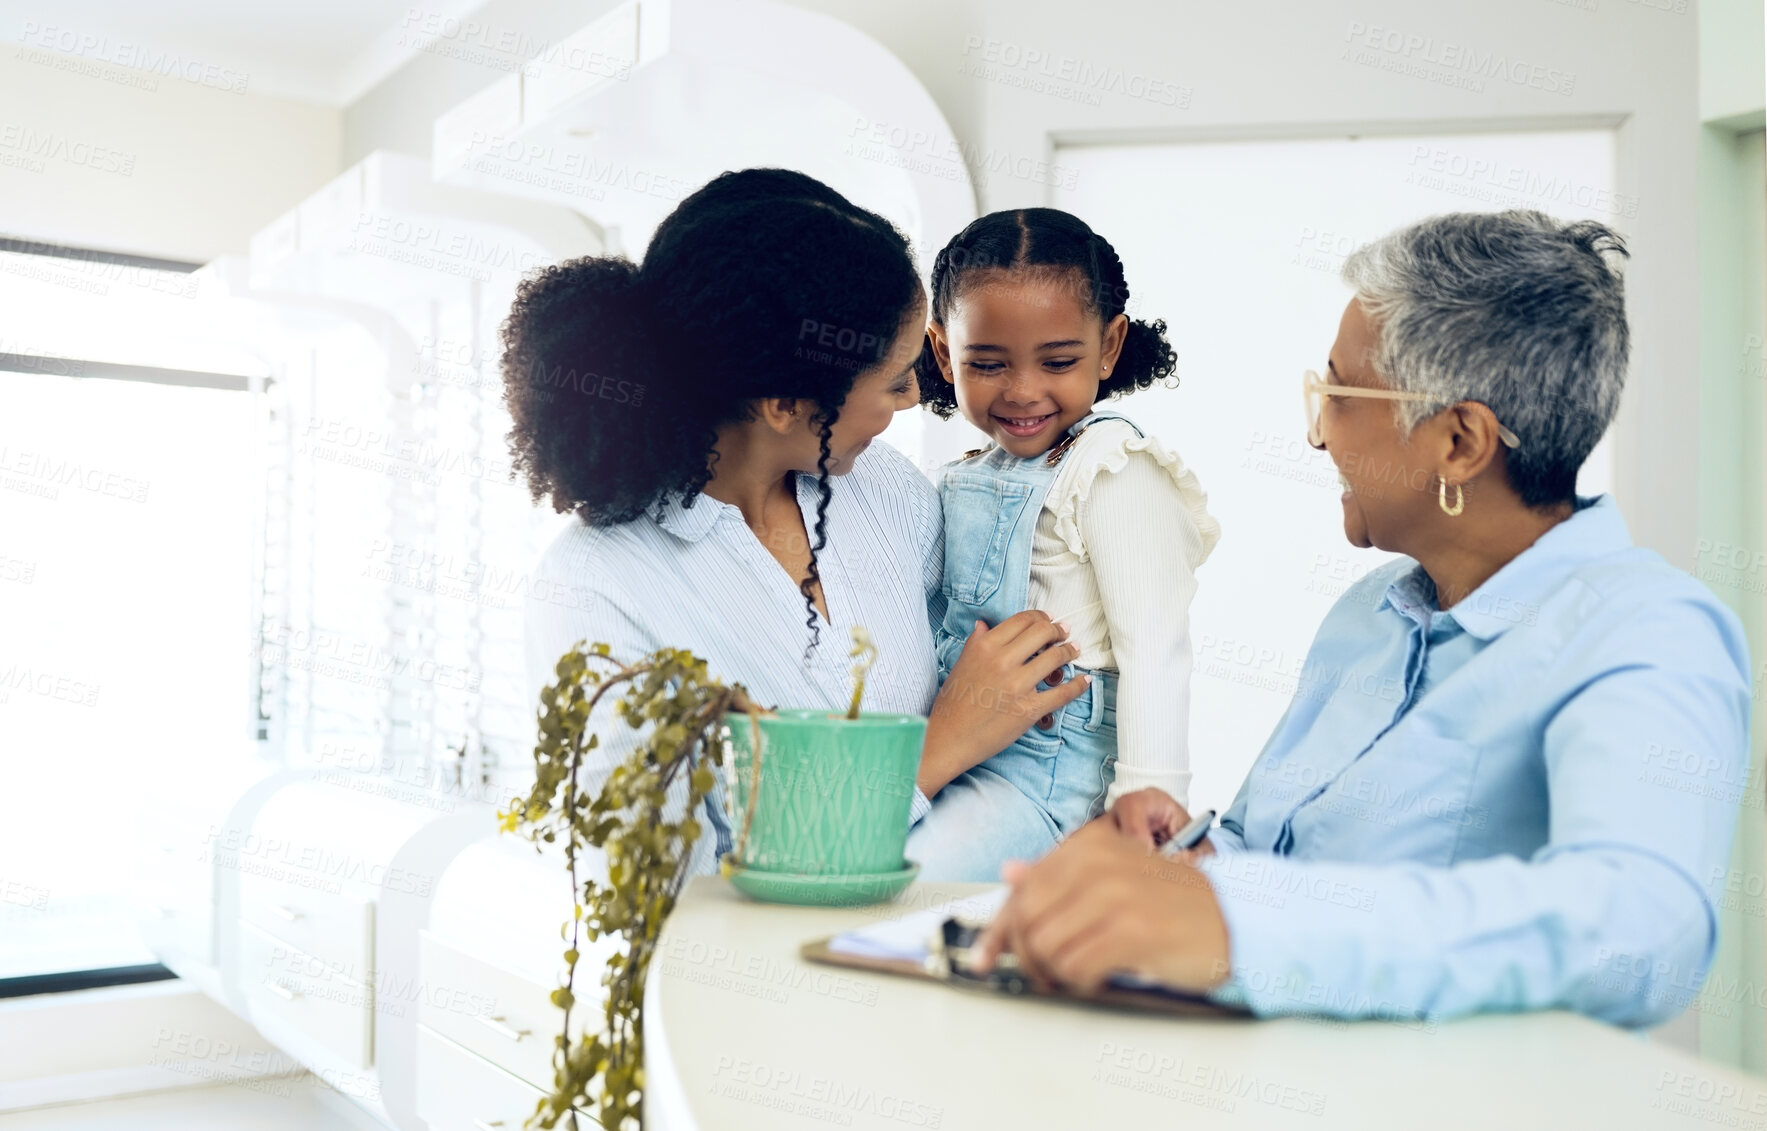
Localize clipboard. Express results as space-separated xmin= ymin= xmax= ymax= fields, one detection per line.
xmin=800 ymin=918 xmax=1247 ymax=1019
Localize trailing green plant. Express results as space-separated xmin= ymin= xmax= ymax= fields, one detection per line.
xmin=845 ymin=625 xmax=876 ymax=720
xmin=500 ymin=628 xmax=877 ymax=1129
xmin=499 ymin=643 xmax=761 ymax=1130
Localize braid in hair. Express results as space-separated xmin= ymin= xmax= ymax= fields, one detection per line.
xmin=914 ymin=208 xmax=1176 ymax=419
xmin=798 ymin=414 xmax=836 ymax=663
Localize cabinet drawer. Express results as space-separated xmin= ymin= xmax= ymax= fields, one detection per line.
xmin=240 ymin=921 xmax=374 ymax=1068
xmin=238 ymin=872 xmax=373 ymax=981
xmin=416 ymin=1024 xmax=560 ymax=1131
xmin=418 ymin=930 xmax=596 ymax=1091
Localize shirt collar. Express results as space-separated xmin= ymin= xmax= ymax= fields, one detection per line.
xmin=1380 ymin=494 xmax=1633 ymax=641
xmin=653 ymin=491 xmax=729 ymax=543
xmin=654 ymin=476 xmax=822 ymax=543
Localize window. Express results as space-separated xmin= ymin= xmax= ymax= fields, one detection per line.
xmin=0 ymin=245 xmax=262 ymax=981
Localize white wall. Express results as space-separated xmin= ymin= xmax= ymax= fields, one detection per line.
xmin=1695 ymin=0 xmax=1767 ymax=1065
xmin=1700 ymin=0 xmax=1767 ymax=126
xmin=0 ymin=48 xmax=340 ymax=260
xmin=959 ymin=0 xmax=1698 ymax=573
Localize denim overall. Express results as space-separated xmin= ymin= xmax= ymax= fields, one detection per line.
xmin=905 ymin=411 xmax=1130 ymax=882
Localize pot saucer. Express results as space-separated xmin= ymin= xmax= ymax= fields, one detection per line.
xmin=723 ymin=860 xmax=919 ymax=907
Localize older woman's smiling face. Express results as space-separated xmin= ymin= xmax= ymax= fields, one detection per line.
xmin=1318 ymin=299 xmax=1440 ymax=551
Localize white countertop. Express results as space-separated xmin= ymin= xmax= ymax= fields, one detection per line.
xmin=645 ymin=877 xmax=1766 ymax=1131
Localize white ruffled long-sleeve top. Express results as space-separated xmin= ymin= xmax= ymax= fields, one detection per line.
xmin=1026 ymin=416 xmax=1221 ymax=808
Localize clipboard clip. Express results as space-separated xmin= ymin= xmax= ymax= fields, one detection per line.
xmin=926 ymin=917 xmax=1032 ymax=994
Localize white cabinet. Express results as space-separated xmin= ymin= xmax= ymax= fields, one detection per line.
xmin=416 ymin=930 xmax=578 ymax=1092
xmin=238 ymin=871 xmax=375 ymax=983
xmin=414 ymin=837 xmax=613 ymax=1126
xmin=415 ymin=1024 xmax=557 ymax=1131
xmin=239 ymin=921 xmax=375 ymax=1069
xmin=212 ymin=777 xmax=446 ymax=1126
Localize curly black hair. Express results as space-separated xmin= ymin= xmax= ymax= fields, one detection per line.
xmin=914 ymin=208 xmax=1177 ymax=419
xmin=501 ymin=168 xmax=923 ymax=656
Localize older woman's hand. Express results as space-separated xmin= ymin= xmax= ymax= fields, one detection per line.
xmin=972 ymin=821 xmax=1233 ymax=997
xmin=917 ymin=612 xmax=1087 ymax=798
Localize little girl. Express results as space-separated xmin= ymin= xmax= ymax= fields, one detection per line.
xmin=906 ymin=208 xmax=1220 ymax=883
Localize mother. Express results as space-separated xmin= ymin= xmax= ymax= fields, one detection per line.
xmin=977 ymin=210 xmax=1754 ymax=1026
xmin=506 ymin=168 xmax=1083 ymax=876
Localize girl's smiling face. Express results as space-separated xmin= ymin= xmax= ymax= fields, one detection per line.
xmin=927 ymin=269 xmax=1127 ymax=458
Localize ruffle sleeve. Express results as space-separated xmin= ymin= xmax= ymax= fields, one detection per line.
xmin=1047 ymin=420 xmax=1221 ymax=566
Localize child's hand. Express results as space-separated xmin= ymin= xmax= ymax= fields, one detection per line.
xmin=919 ymin=612 xmax=1088 ymax=797
xmin=1108 ymin=788 xmax=1211 ymax=856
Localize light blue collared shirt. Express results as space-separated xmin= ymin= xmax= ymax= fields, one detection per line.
xmin=1199 ymin=495 xmax=1753 ymax=1025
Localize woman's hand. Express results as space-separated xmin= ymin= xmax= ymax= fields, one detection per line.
xmin=972 ymin=822 xmax=1232 ymax=996
xmin=917 ymin=611 xmax=1087 ymax=798
xmin=1107 ymin=788 xmax=1214 ymax=858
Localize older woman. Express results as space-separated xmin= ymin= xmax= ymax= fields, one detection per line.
xmin=977 ymin=210 xmax=1753 ymax=1026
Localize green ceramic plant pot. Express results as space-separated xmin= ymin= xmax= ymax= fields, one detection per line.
xmin=723 ymin=709 xmax=926 ymax=878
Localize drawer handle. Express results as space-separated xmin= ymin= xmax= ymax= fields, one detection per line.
xmin=474 ymin=1014 xmax=530 ymax=1042
xmin=270 ymin=904 xmax=303 ymax=922
xmin=473 ymin=1122 xmax=505 ymax=1131
xmin=266 ymin=981 xmax=300 ymax=1001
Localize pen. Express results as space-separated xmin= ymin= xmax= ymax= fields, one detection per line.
xmin=1158 ymin=809 xmax=1216 ymax=856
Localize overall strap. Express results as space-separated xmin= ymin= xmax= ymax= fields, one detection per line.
xmin=1043 ymin=410 xmax=1142 ymax=466
xmin=1073 ymin=409 xmax=1142 ymax=437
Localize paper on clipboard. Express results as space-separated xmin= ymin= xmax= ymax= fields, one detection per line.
xmin=806 ymin=887 xmax=1245 ymax=1018
xmin=824 ymin=888 xmax=1009 ymax=963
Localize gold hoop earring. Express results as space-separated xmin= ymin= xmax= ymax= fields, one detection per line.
xmin=1438 ymin=476 xmax=1464 ymax=517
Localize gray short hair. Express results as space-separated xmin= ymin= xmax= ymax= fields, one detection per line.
xmin=1340 ymin=210 xmax=1629 ymax=507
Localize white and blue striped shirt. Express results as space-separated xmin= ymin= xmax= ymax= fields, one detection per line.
xmin=523 ymin=440 xmax=944 ymax=877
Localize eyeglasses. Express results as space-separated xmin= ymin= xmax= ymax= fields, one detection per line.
xmin=1302 ymin=369 xmax=1522 ymax=451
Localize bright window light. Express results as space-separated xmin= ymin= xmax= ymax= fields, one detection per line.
xmin=0 ymin=249 xmax=262 ymax=979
